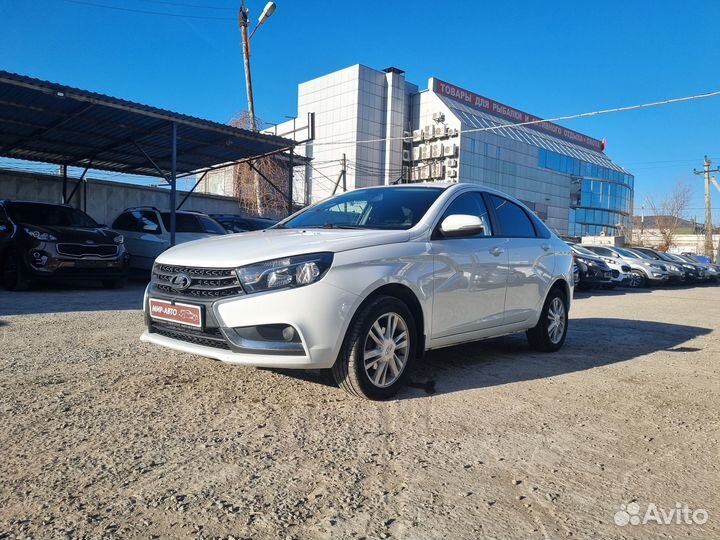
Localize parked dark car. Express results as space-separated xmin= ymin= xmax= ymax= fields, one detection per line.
xmin=210 ymin=214 xmax=278 ymax=234
xmin=567 ymin=243 xmax=613 ymax=290
xmin=0 ymin=200 xmax=129 ymax=291
xmin=675 ymin=253 xmax=719 ymax=283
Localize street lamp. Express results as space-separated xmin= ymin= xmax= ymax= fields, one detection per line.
xmin=238 ymin=1 xmax=277 ymax=131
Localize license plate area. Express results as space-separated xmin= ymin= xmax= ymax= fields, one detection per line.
xmin=149 ymin=298 xmax=203 ymax=328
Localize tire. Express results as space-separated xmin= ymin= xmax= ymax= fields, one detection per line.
xmin=102 ymin=278 xmax=127 ymax=289
xmin=332 ymin=295 xmax=417 ymax=400
xmin=527 ymin=288 xmax=568 ymax=352
xmin=2 ymin=251 xmax=32 ymax=291
xmin=628 ymin=270 xmax=647 ymax=288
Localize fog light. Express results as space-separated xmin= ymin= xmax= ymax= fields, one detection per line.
xmin=282 ymin=326 xmax=295 ymax=342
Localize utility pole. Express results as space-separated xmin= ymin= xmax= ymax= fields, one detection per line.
xmin=332 ymin=154 xmax=347 ymax=195
xmin=238 ymin=1 xmax=256 ymax=130
xmin=693 ymin=156 xmax=720 ymax=262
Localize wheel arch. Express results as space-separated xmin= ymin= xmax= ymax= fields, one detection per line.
xmin=352 ymin=283 xmax=426 ymax=356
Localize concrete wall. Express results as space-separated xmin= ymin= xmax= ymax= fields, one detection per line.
xmin=0 ymin=169 xmax=243 ymax=225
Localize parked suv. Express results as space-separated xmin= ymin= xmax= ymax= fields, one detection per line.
xmin=582 ymin=245 xmax=669 ymax=288
xmin=629 ymin=247 xmax=693 ymax=284
xmin=0 ymin=200 xmax=128 ymax=290
xmin=141 ymin=183 xmax=574 ymax=399
xmin=111 ymin=207 xmax=226 ymax=271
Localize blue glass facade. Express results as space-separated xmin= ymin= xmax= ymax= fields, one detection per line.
xmin=539 ymin=149 xmax=634 ymax=237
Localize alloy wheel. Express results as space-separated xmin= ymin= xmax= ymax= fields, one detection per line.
xmin=363 ymin=312 xmax=410 ymax=388
xmin=547 ymin=297 xmax=566 ymax=344
xmin=629 ymin=271 xmax=643 ymax=288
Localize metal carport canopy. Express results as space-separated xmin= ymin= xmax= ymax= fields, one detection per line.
xmin=0 ymin=70 xmax=301 ymax=243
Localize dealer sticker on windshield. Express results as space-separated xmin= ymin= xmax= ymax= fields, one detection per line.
xmin=149 ymin=298 xmax=202 ymax=328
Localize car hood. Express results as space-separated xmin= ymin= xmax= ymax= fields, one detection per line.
xmin=157 ymin=228 xmax=411 ymax=267
xmin=22 ymin=224 xmax=120 ymax=243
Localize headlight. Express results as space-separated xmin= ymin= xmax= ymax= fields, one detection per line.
xmin=237 ymin=252 xmax=333 ymax=294
xmin=23 ymin=227 xmax=57 ymax=241
xmin=113 ymin=234 xmax=124 ymax=244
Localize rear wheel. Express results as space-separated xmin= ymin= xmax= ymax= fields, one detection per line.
xmin=332 ymin=296 xmax=417 ymax=400
xmin=527 ymin=288 xmax=568 ymax=352
xmin=628 ymin=270 xmax=646 ymax=288
xmin=2 ymin=252 xmax=32 ymax=291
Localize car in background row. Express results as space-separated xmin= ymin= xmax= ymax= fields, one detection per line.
xmin=582 ymin=245 xmax=669 ymax=288
xmin=676 ymin=253 xmax=719 ymax=282
xmin=566 ymin=243 xmax=613 ymax=290
xmin=111 ymin=207 xmax=227 ymax=271
xmin=570 ymin=243 xmax=630 ymax=288
xmin=211 ymin=214 xmax=278 ymax=234
xmin=629 ymin=247 xmax=697 ymax=284
xmin=0 ymin=200 xmax=128 ymax=291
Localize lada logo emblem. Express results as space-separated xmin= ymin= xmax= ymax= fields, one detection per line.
xmin=170 ymin=273 xmax=192 ymax=291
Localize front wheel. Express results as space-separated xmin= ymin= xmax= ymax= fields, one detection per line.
xmin=527 ymin=288 xmax=568 ymax=352
xmin=2 ymin=252 xmax=32 ymax=291
xmin=332 ymin=296 xmax=417 ymax=400
xmin=628 ymin=270 xmax=647 ymax=288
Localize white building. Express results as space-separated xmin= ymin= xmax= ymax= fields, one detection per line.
xmin=267 ymin=64 xmax=634 ymax=236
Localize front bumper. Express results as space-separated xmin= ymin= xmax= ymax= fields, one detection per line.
xmin=141 ymin=281 xmax=360 ymax=369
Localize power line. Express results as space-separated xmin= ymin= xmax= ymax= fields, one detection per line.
xmin=313 ymin=89 xmax=720 ymax=147
xmin=60 ymin=0 xmax=232 ymax=20
xmin=137 ymin=0 xmax=233 ymax=10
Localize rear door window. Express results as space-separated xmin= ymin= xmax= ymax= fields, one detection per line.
xmin=487 ymin=195 xmax=536 ymax=238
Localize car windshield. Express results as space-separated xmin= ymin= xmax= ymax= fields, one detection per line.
xmin=615 ymin=247 xmax=640 ymax=259
xmin=279 ymin=187 xmax=444 ymax=230
xmin=160 ymin=213 xmax=226 ymax=234
xmin=7 ymin=202 xmax=99 ymax=228
xmin=631 ymin=249 xmax=657 ymax=260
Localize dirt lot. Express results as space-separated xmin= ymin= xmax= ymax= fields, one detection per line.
xmin=1 ymin=283 xmax=719 ymax=540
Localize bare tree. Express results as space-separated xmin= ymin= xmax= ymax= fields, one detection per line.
xmin=646 ymin=180 xmax=693 ymax=251
xmin=229 ymin=111 xmax=288 ymax=217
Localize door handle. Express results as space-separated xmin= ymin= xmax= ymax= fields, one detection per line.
xmin=490 ymin=246 xmax=505 ymax=257
xmin=541 ymin=243 xmax=551 ymax=251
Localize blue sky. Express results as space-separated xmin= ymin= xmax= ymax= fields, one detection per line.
xmin=1 ymin=0 xmax=719 ymax=220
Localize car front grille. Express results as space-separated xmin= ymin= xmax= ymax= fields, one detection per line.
xmin=150 ymin=320 xmax=230 ymax=350
xmin=57 ymin=243 xmax=118 ymax=257
xmin=152 ymin=264 xmax=245 ymax=298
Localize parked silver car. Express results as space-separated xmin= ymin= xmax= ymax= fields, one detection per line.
xmin=111 ymin=207 xmax=227 ymax=271
xmin=582 ymin=245 xmax=670 ymax=288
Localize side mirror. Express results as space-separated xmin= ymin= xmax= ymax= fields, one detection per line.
xmin=440 ymin=214 xmax=485 ymax=238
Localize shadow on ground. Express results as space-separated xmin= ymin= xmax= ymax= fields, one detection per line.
xmin=0 ymin=279 xmax=148 ymax=316
xmin=272 ymin=318 xmax=712 ymax=398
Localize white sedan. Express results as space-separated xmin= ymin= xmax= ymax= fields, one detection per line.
xmin=141 ymin=183 xmax=573 ymax=399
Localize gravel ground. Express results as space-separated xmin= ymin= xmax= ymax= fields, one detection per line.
xmin=1 ymin=282 xmax=719 ymax=539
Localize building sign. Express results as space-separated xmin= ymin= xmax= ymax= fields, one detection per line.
xmin=433 ymin=79 xmax=605 ymax=152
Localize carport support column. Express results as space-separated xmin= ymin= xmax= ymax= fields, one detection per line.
xmin=61 ymin=164 xmax=68 ymax=204
xmin=170 ymin=122 xmax=177 ymax=246
xmin=288 ymin=148 xmax=294 ymax=216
